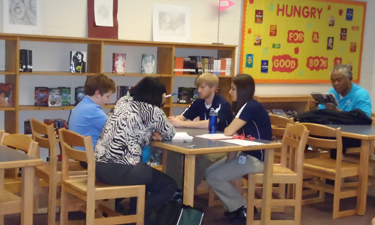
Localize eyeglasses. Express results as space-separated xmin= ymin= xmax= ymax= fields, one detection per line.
xmin=233 ymin=134 xmax=255 ymax=141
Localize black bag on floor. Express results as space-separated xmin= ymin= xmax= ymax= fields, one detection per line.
xmin=154 ymin=200 xmax=204 ymax=225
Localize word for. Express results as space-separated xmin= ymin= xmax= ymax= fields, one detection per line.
xmin=287 ymin=30 xmax=304 ymax=43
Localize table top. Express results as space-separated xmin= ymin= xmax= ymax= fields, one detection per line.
xmin=0 ymin=145 xmax=42 ymax=169
xmin=150 ymin=128 xmax=281 ymax=155
xmin=328 ymin=125 xmax=375 ymax=140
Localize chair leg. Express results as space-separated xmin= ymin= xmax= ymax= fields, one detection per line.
xmin=86 ymin=198 xmax=96 ymax=225
xmin=33 ymin=176 xmax=39 ymax=212
xmin=48 ymin=177 xmax=57 ymax=225
xmin=332 ymin=177 xmax=342 ymax=219
xmin=136 ymin=187 xmax=146 ymax=225
xmin=60 ymin=185 xmax=69 ymax=225
xmin=246 ymin=174 xmax=256 ymax=225
xmin=294 ymin=177 xmax=303 ymax=225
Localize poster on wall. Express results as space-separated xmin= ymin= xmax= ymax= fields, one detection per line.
xmin=240 ymin=0 xmax=366 ymax=83
xmin=3 ymin=0 xmax=42 ymax=34
xmin=152 ymin=4 xmax=191 ymax=43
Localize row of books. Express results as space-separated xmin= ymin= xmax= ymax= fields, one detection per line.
xmin=174 ymin=56 xmax=232 ymax=76
xmin=24 ymin=118 xmax=68 ymax=135
xmin=267 ymin=109 xmax=298 ymax=118
xmin=19 ymin=49 xmax=33 ymax=72
xmin=34 ymin=86 xmax=84 ymax=107
xmin=0 ymin=83 xmax=13 ymax=107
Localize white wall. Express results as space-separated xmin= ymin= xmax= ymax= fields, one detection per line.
xmin=0 ymin=0 xmax=374 ymax=131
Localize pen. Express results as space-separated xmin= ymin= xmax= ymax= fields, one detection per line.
xmin=165 ymin=93 xmax=177 ymax=98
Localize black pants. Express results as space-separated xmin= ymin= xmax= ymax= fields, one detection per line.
xmin=95 ymin=162 xmax=177 ymax=225
xmin=330 ymin=137 xmax=361 ymax=159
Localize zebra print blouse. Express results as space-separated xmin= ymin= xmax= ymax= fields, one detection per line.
xmin=95 ymin=96 xmax=175 ymax=166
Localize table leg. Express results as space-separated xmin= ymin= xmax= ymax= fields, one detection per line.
xmin=183 ymin=154 xmax=196 ymax=206
xmin=21 ymin=167 xmax=34 ymax=225
xmin=261 ymin=149 xmax=274 ymax=225
xmin=357 ymin=139 xmax=371 ymax=215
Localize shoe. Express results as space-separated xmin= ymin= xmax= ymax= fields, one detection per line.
xmin=224 ymin=206 xmax=257 ymax=219
xmin=228 ymin=206 xmax=247 ymax=223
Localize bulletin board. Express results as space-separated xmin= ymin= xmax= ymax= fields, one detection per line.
xmin=240 ymin=0 xmax=366 ymax=83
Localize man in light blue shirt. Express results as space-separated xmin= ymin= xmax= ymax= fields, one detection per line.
xmin=318 ymin=64 xmax=372 ymax=117
xmin=69 ymin=74 xmax=116 ymax=150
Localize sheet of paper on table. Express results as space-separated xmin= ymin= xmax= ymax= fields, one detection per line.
xmin=172 ymin=132 xmax=194 ymax=140
xmin=195 ymin=133 xmax=234 ymax=140
xmin=220 ymin=139 xmax=264 ymax=146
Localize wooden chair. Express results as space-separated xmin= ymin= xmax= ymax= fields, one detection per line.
xmin=30 ymin=118 xmax=87 ymax=224
xmin=59 ymin=128 xmax=145 ymax=225
xmin=270 ymin=114 xmax=294 ymax=163
xmin=0 ymin=131 xmax=39 ymax=222
xmin=247 ymin=123 xmax=309 ymax=225
xmin=302 ymin=123 xmax=359 ymax=219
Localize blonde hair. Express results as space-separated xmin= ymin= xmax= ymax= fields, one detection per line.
xmin=195 ymin=73 xmax=219 ymax=88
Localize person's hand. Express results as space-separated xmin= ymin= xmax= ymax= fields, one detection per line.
xmin=312 ymin=101 xmax=319 ymax=110
xmin=325 ymin=103 xmax=337 ymax=110
xmin=152 ymin=131 xmax=163 ymax=141
xmin=168 ymin=116 xmax=182 ymax=127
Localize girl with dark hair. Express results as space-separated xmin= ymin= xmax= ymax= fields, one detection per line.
xmin=205 ymin=74 xmax=272 ymax=223
xmin=95 ymin=77 xmax=176 ymax=225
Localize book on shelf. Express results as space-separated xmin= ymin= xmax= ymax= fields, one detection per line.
xmin=174 ymin=57 xmax=184 ymax=75
xmin=117 ymin=86 xmax=130 ymax=100
xmin=70 ymin=51 xmax=87 ymax=73
xmin=19 ymin=49 xmax=32 ymax=72
xmin=48 ymin=88 xmax=62 ymax=107
xmin=177 ymin=87 xmax=195 ymax=104
xmin=35 ymin=87 xmax=49 ymax=106
xmin=44 ymin=118 xmax=68 ymax=131
xmin=24 ymin=120 xmax=32 ymax=134
xmin=113 ymin=53 xmax=126 ymax=74
xmin=141 ymin=54 xmax=156 ymax=74
xmin=266 ymin=109 xmax=273 ymax=115
xmin=0 ymin=83 xmax=13 ymax=107
xmin=311 ymin=92 xmax=338 ymax=107
xmin=75 ymin=86 xmax=85 ymax=105
xmin=59 ymin=87 xmax=71 ymax=106
xmin=271 ymin=109 xmax=286 ymax=117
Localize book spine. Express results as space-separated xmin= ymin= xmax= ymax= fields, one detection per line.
xmin=27 ymin=50 xmax=33 ymax=72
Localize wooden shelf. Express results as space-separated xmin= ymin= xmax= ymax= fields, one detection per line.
xmin=102 ymin=73 xmax=170 ymax=77
xmin=254 ymin=95 xmax=313 ymax=103
xmin=0 ymin=107 xmax=16 ymax=111
xmin=0 ymin=71 xmax=16 ymax=75
xmin=173 ymin=75 xmax=233 ymax=78
xmin=172 ymin=103 xmax=190 ymax=108
xmin=254 ymin=95 xmax=313 ymax=113
xmin=20 ymin=71 xmax=99 ymax=76
xmin=19 ymin=105 xmax=74 ymax=111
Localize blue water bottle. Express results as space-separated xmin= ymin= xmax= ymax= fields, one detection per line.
xmin=209 ymin=108 xmax=218 ymax=134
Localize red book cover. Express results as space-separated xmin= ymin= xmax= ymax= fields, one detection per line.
xmin=174 ymin=57 xmax=184 ymax=75
xmin=113 ymin=53 xmax=126 ymax=74
xmin=35 ymin=87 xmax=49 ymax=106
xmin=0 ymin=83 xmax=13 ymax=107
xmin=220 ymin=58 xmax=226 ymax=76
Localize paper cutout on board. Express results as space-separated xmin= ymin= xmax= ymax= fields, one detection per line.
xmin=312 ymin=32 xmax=319 ymax=43
xmin=340 ymin=28 xmax=347 ymax=40
xmin=264 ymin=47 xmax=269 ymax=55
xmin=329 ymin=17 xmax=335 ymax=26
xmin=255 ymin=10 xmax=263 ymax=23
xmin=261 ymin=60 xmax=269 ymax=73
xmin=287 ymin=30 xmax=304 ymax=43
xmin=299 ymin=70 xmax=304 ymax=76
xmin=346 ymin=8 xmax=353 ymax=21
xmin=328 ymin=5 xmax=331 ymax=10
xmin=352 ymin=26 xmax=359 ymax=31
xmin=270 ymin=25 xmax=277 ymax=36
xmin=327 ymin=37 xmax=334 ymax=50
xmin=340 ymin=46 xmax=344 ymax=54
xmin=294 ymin=47 xmax=299 ymax=54
xmin=334 ymin=57 xmax=342 ymax=66
xmin=255 ymin=35 xmax=262 ymax=46
xmin=306 ymin=56 xmax=328 ymax=71
xmin=246 ymin=54 xmax=254 ymax=68
xmin=270 ymin=3 xmax=274 ymax=11
xmin=272 ymin=43 xmax=281 ymax=49
xmin=339 ymin=9 xmax=343 ymax=16
xmin=307 ymin=22 xmax=312 ymax=29
xmin=272 ymin=55 xmax=298 ymax=73
xmin=248 ymin=28 xmax=252 ymax=34
xmin=350 ymin=42 xmax=357 ymax=52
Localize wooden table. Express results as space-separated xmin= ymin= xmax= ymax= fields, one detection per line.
xmin=0 ymin=145 xmax=42 ymax=225
xmin=329 ymin=124 xmax=375 ymax=216
xmin=151 ymin=129 xmax=281 ymax=225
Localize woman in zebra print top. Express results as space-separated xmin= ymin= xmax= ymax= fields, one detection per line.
xmin=95 ymin=77 xmax=177 ymax=225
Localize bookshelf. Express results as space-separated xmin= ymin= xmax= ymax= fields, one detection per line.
xmin=254 ymin=95 xmax=313 ymax=114
xmin=0 ymin=33 xmax=236 ymax=133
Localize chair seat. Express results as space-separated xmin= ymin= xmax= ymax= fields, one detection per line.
xmin=252 ymin=164 xmax=296 ymax=183
xmin=0 ymin=189 xmax=21 ymax=215
xmin=35 ymin=161 xmax=87 ymax=182
xmin=63 ymin=178 xmax=145 ymax=201
xmin=304 ymin=158 xmax=358 ymax=177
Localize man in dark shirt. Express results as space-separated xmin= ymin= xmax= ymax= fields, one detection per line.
xmin=167 ymin=73 xmax=233 ymax=193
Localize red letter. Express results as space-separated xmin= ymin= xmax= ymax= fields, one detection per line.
xmin=312 ymin=32 xmax=319 ymax=43
xmin=294 ymin=6 xmax=301 ymax=17
xmin=302 ymin=6 xmax=309 ymax=18
xmin=277 ymin=4 xmax=285 ymax=17
xmin=316 ymin=8 xmax=323 ymax=19
xmin=310 ymin=7 xmax=316 ymax=18
xmin=286 ymin=5 xmax=293 ymax=17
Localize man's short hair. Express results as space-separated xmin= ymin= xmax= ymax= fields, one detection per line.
xmin=330 ymin=64 xmax=353 ymax=81
xmin=195 ymin=73 xmax=219 ymax=88
xmin=84 ymin=74 xmax=116 ymax=96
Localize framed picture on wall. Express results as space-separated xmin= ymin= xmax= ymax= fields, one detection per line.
xmin=3 ymin=0 xmax=43 ymax=34
xmin=152 ymin=4 xmax=191 ymax=43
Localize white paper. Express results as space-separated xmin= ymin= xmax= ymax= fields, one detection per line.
xmin=172 ymin=132 xmax=193 ymax=140
xmin=152 ymin=4 xmax=191 ymax=43
xmin=94 ymin=0 xmax=113 ymax=27
xmin=220 ymin=139 xmax=264 ymax=146
xmin=195 ymin=133 xmax=233 ymax=140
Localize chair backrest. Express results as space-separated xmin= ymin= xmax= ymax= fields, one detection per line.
xmin=0 ymin=131 xmax=38 ymax=156
xmin=371 ymin=113 xmax=375 ymax=125
xmin=59 ymin=128 xmax=95 ymax=186
xmin=279 ymin=123 xmax=309 ymax=176
xmin=30 ymin=118 xmax=59 ymax=163
xmin=301 ymin=123 xmax=343 ymax=171
xmin=270 ymin=114 xmax=295 ymax=140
